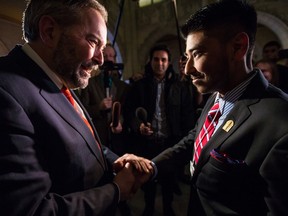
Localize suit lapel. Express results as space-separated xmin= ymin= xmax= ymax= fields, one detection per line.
xmin=72 ymin=90 xmax=107 ymax=167
xmin=40 ymin=87 xmax=106 ymax=168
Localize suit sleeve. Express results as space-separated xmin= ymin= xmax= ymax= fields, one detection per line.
xmin=152 ymin=128 xmax=196 ymax=175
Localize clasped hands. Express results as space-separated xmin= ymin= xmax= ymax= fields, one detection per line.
xmin=112 ymin=154 xmax=154 ymax=201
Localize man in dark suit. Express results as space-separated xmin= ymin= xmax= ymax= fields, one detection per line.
xmin=0 ymin=0 xmax=152 ymax=215
xmin=118 ymin=0 xmax=288 ymax=215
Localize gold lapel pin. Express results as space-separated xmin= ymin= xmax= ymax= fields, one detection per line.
xmin=222 ymin=120 xmax=234 ymax=132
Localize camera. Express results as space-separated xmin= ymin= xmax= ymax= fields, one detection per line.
xmin=99 ymin=61 xmax=124 ymax=71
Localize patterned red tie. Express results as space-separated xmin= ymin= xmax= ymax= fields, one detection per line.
xmin=194 ymin=102 xmax=222 ymax=164
xmin=61 ymin=86 xmax=95 ymax=136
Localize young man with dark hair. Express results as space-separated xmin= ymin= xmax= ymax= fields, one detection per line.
xmin=119 ymin=0 xmax=288 ymax=215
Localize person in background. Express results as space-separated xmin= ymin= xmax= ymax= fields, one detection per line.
xmin=80 ymin=43 xmax=130 ymax=155
xmin=262 ymin=40 xmax=288 ymax=93
xmin=118 ymin=0 xmax=288 ymax=215
xmin=124 ymin=44 xmax=197 ymax=216
xmin=0 ymin=1 xmax=152 ymax=215
xmin=262 ymin=40 xmax=282 ymax=62
xmin=255 ymin=58 xmax=279 ymax=87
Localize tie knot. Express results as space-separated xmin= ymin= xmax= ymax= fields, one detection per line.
xmin=208 ymin=102 xmax=221 ymax=121
xmin=210 ymin=102 xmax=219 ymax=111
xmin=61 ymin=86 xmax=69 ymax=92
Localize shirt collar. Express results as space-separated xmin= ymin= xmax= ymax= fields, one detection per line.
xmin=215 ymin=71 xmax=256 ymax=113
xmin=22 ymin=43 xmax=63 ymax=89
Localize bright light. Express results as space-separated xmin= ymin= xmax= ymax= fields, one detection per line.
xmin=139 ymin=0 xmax=151 ymax=7
xmin=139 ymin=0 xmax=164 ymax=7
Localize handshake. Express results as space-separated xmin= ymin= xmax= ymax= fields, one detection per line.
xmin=112 ymin=154 xmax=154 ymax=201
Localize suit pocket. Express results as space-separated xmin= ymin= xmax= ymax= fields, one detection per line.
xmin=196 ymin=155 xmax=248 ymax=196
xmin=196 ymin=155 xmax=267 ymax=215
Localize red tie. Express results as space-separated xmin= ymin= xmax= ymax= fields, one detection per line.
xmin=61 ymin=86 xmax=95 ymax=136
xmin=194 ymin=102 xmax=221 ymax=164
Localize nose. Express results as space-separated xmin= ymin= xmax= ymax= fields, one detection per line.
xmin=93 ymin=49 xmax=104 ymax=66
xmin=105 ymin=55 xmax=115 ymax=63
xmin=184 ymin=57 xmax=196 ymax=75
xmin=155 ymin=59 xmax=161 ymax=66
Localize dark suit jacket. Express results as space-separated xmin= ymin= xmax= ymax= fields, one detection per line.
xmin=0 ymin=46 xmax=119 ymax=215
xmin=153 ymin=71 xmax=288 ymax=216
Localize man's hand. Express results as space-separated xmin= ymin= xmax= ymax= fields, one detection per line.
xmin=113 ymin=157 xmax=153 ymax=201
xmin=99 ymin=97 xmax=112 ymax=111
xmin=113 ymin=154 xmax=153 ymax=174
xmin=139 ymin=122 xmax=153 ymax=136
xmin=110 ymin=121 xmax=123 ymax=134
xmin=113 ymin=162 xmax=136 ymax=200
xmin=113 ymin=154 xmax=154 ymax=195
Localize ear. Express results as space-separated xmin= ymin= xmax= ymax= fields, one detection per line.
xmin=232 ymin=32 xmax=249 ymax=60
xmin=38 ymin=15 xmax=60 ymax=48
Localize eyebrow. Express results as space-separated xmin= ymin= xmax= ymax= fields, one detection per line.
xmin=153 ymin=57 xmax=168 ymax=60
xmin=88 ymin=33 xmax=106 ymax=46
xmin=187 ymin=43 xmax=206 ymax=54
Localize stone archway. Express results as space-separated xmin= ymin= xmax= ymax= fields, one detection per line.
xmin=253 ymin=11 xmax=288 ymax=61
xmin=257 ymin=11 xmax=288 ymax=49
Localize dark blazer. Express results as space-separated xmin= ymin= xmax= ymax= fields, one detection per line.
xmin=0 ymin=46 xmax=119 ymax=216
xmin=153 ymin=71 xmax=288 ymax=216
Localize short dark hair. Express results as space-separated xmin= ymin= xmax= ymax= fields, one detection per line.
xmin=149 ymin=44 xmax=171 ymax=62
xmin=181 ymin=0 xmax=257 ymax=61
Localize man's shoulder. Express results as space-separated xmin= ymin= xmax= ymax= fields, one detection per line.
xmin=0 ymin=46 xmax=30 ymax=78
